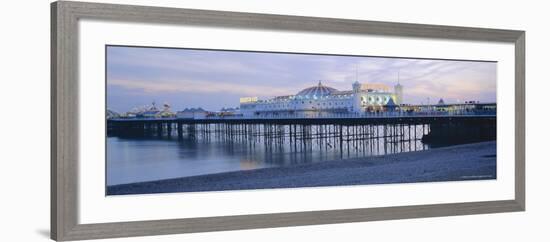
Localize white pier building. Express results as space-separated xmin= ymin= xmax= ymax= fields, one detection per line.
xmin=239 ymin=81 xmax=403 ymax=117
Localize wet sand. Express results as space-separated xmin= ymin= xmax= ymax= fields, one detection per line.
xmin=107 ymin=141 xmax=496 ymax=195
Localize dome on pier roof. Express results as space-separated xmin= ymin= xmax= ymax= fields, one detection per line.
xmin=296 ymin=81 xmax=338 ymax=97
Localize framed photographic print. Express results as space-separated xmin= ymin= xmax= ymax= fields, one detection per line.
xmin=51 ymin=1 xmax=525 ymax=241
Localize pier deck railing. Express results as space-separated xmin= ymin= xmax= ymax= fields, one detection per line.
xmin=110 ymin=110 xmax=496 ymax=122
xmin=210 ymin=110 xmax=495 ymax=120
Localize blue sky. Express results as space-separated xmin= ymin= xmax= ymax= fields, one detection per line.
xmin=107 ymin=46 xmax=497 ymax=112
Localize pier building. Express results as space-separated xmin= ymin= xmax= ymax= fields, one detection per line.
xmin=239 ymin=81 xmax=403 ymax=117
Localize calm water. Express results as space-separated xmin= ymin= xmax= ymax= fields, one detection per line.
xmin=107 ymin=124 xmax=431 ymax=185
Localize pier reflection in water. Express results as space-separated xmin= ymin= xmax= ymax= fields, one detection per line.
xmin=107 ymin=123 xmax=431 ymax=186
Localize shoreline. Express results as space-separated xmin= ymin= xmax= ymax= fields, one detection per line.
xmin=107 ymin=141 xmax=496 ymax=195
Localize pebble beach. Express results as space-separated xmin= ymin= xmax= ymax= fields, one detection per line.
xmin=107 ymin=141 xmax=497 ymax=195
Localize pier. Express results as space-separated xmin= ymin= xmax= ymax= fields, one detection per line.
xmin=107 ymin=114 xmax=496 ymax=149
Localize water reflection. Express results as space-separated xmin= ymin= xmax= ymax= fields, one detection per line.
xmin=107 ymin=124 xmax=430 ymax=185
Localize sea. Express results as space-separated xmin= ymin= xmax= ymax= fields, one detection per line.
xmin=107 ymin=124 xmax=432 ymax=185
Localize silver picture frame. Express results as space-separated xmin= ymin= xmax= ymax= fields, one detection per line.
xmin=51 ymin=1 xmax=525 ymax=240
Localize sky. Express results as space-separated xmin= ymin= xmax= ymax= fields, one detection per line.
xmin=107 ymin=46 xmax=497 ymax=112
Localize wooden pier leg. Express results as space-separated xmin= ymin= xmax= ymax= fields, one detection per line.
xmin=156 ymin=122 xmax=162 ymax=137
xmin=339 ymin=125 xmax=343 ymax=146
xmin=177 ymin=122 xmax=183 ymax=138
xmin=414 ymin=124 xmax=418 ymax=140
xmin=408 ymin=124 xmax=411 ymax=141
xmin=339 ymin=125 xmax=343 ymax=155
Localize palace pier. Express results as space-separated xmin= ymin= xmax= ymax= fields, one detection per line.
xmin=107 ymin=113 xmax=496 ymax=151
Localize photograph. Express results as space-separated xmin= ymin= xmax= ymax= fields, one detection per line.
xmin=105 ymin=45 xmax=497 ymax=196
xmin=1 ymin=0 xmax=537 ymax=241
